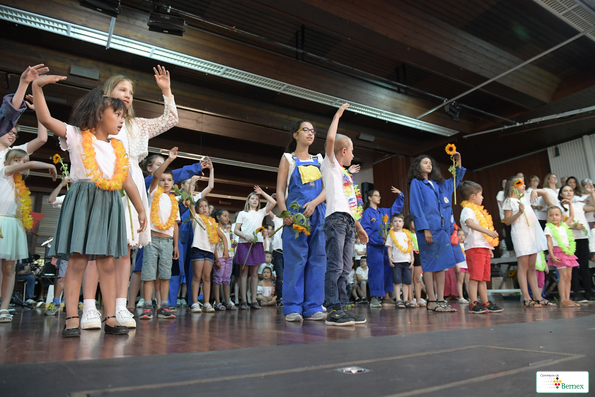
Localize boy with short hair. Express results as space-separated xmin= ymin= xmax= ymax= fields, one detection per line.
xmin=459 ymin=181 xmax=503 ymax=314
xmin=321 ymin=103 xmax=369 ymax=326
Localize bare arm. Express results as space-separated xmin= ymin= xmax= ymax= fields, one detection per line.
xmin=12 ymin=65 xmax=49 ymax=110
xmin=255 ymin=185 xmax=276 ymax=214
xmin=387 ymin=246 xmax=394 ymax=267
xmin=123 ymin=175 xmax=146 ymax=232
xmin=276 ymin=156 xmax=289 ymax=213
xmin=49 ymin=177 xmax=70 ymax=204
xmin=150 ymin=147 xmax=177 ymax=192
xmin=503 ymin=208 xmax=524 ymax=226
xmin=31 ymin=76 xmax=68 ymax=138
xmin=173 ymin=223 xmax=179 ymax=260
xmin=4 ymin=161 xmax=56 ymax=180
xmin=199 ymin=159 xmax=214 ymax=198
xmin=325 ymin=103 xmax=349 ymax=163
xmin=216 ymin=227 xmax=230 ymax=259
xmin=465 ymin=219 xmax=498 ymax=239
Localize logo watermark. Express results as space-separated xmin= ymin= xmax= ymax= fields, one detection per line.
xmin=536 ymin=371 xmax=589 ymax=393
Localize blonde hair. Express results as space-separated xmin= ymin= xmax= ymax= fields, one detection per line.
xmin=543 ymin=173 xmax=559 ymax=189
xmin=4 ymin=148 xmax=28 ymax=166
xmin=101 ymin=75 xmax=135 ymax=131
xmin=334 ymin=134 xmax=352 ymax=154
xmin=244 ymin=192 xmax=261 ymax=212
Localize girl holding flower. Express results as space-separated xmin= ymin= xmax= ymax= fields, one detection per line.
xmin=0 ymin=149 xmax=57 ymax=323
xmin=234 ymin=186 xmax=276 ymax=310
xmin=360 ymin=187 xmax=404 ymax=308
xmin=502 ymin=176 xmax=548 ymax=307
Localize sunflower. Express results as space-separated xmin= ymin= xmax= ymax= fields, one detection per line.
xmin=514 ymin=179 xmax=524 ymax=188
xmin=256 ymin=226 xmax=265 ymax=233
xmin=53 ymin=154 xmax=61 ymax=164
xmin=445 ymin=144 xmax=456 ymax=156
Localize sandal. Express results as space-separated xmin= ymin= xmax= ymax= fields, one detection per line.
xmin=538 ymin=299 xmax=555 ymax=306
xmin=249 ymin=302 xmax=261 ymax=310
xmin=226 ymin=302 xmax=237 ymax=311
xmin=523 ymin=299 xmax=542 ymax=308
xmin=62 ymin=316 xmax=81 ymax=338
xmin=438 ymin=300 xmax=457 ymax=312
xmin=426 ymin=300 xmax=449 ymax=312
xmin=239 ymin=302 xmax=249 ymax=310
xmin=404 ymin=301 xmax=415 ymax=308
xmin=395 ymin=300 xmax=406 ymax=309
xmin=0 ymin=309 xmax=13 ymax=323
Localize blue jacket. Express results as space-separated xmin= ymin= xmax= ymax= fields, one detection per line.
xmin=144 ymin=162 xmax=203 ymax=190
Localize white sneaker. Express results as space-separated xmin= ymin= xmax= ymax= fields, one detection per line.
xmin=458 ymin=298 xmax=469 ymax=304
xmin=285 ymin=313 xmax=303 ymax=322
xmin=203 ymin=303 xmax=215 ymax=313
xmin=25 ymin=299 xmax=37 ymax=305
xmin=136 ymin=298 xmax=145 ymax=308
xmin=80 ymin=309 xmax=102 ymax=330
xmin=322 ymin=306 xmax=327 ymax=313
xmin=305 ymin=311 xmax=326 ymax=321
xmin=116 ymin=308 xmax=136 ymax=328
xmin=191 ymin=303 xmax=202 ymax=313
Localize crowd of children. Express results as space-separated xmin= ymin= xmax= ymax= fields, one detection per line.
xmin=1 ymin=63 xmax=594 ymax=335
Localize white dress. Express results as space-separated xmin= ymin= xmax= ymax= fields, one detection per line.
xmin=503 ymin=195 xmax=547 ymax=256
xmin=109 ymin=96 xmax=179 ymax=247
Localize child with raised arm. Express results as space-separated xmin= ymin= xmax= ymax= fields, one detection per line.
xmin=234 ymin=186 xmax=276 ymax=309
xmin=0 ymin=64 xmax=49 ymax=138
xmin=385 ymin=214 xmax=415 ymax=308
xmin=213 ymin=208 xmax=236 ymax=310
xmin=459 ymin=181 xmax=502 ymax=314
xmin=544 ymin=205 xmax=580 ymax=307
xmin=139 ymin=147 xmax=180 ymax=320
xmin=0 ymin=149 xmax=56 ymax=323
xmin=321 ymin=103 xmax=368 ymax=326
xmin=33 ymin=75 xmax=147 ymax=337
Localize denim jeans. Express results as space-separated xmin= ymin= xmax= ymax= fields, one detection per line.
xmin=323 ymin=212 xmax=355 ymax=311
xmin=272 ymin=250 xmax=284 ymax=300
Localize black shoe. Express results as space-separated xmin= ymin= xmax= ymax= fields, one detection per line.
xmin=361 ymin=297 xmax=369 ymax=304
xmin=103 ymin=316 xmax=129 ymax=335
xmin=482 ymin=301 xmax=504 ymax=313
xmin=468 ymin=302 xmax=488 ymax=314
xmin=343 ymin=309 xmax=366 ymax=324
xmin=573 ymin=294 xmax=588 ymax=303
xmin=325 ymin=310 xmax=355 ymax=326
xmin=62 ymin=316 xmax=81 ymax=338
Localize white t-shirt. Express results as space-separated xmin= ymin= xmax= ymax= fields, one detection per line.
xmin=191 ymin=216 xmax=217 ymax=253
xmin=579 ymin=194 xmax=595 ymax=223
xmin=50 ymin=195 xmax=65 ymax=209
xmin=543 ymin=187 xmax=560 ymax=208
xmin=0 ymin=168 xmax=17 ymax=216
xmin=264 ymin=236 xmax=272 ymax=252
xmin=321 ymin=154 xmax=353 ymax=219
xmin=59 ymin=125 xmax=119 ymax=182
xmin=496 ymin=190 xmax=505 ymax=221
xmin=148 ymin=186 xmax=180 ymax=237
xmin=347 ymin=269 xmax=355 ymax=284
xmin=561 ymin=202 xmax=589 ymax=240
xmin=236 ymin=207 xmax=267 ymax=243
xmin=272 ymin=216 xmax=283 ymax=251
xmin=544 ymin=224 xmax=571 ymax=248
xmin=216 ymin=224 xmax=233 ymax=258
xmin=353 ymin=243 xmax=366 ymax=260
xmin=460 ymin=207 xmax=493 ymax=250
xmin=385 ymin=231 xmax=412 ymax=263
xmin=356 ymin=266 xmax=369 ymax=281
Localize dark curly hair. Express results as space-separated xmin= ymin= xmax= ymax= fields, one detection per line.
xmin=408 ymin=154 xmax=444 ymax=184
xmin=69 ymin=87 xmax=126 ymax=132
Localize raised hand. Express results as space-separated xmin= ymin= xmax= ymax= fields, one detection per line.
xmin=48 ymin=165 xmax=57 ymax=181
xmin=254 ymin=185 xmax=264 ymax=195
xmin=335 ymin=102 xmax=350 ymax=118
xmin=153 ymin=65 xmax=171 ymax=92
xmin=168 ymin=147 xmax=178 ymax=161
xmin=348 ymin=164 xmax=360 ymax=174
xmin=391 ymin=186 xmax=401 ymax=195
xmin=21 ymin=64 xmax=49 ymax=84
xmin=32 ymin=75 xmax=67 ymax=88
xmin=24 ymin=94 xmax=35 ymax=110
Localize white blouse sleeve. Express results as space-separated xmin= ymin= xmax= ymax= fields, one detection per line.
xmin=135 ymin=95 xmax=179 ymax=140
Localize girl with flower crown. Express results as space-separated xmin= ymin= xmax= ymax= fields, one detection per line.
xmin=361 ymin=187 xmax=404 ymax=308
xmin=187 ymin=198 xmax=229 ymax=313
xmin=544 ymin=205 xmax=580 ymax=307
xmin=32 ymin=75 xmax=147 ymax=337
xmin=234 ymin=186 xmax=276 ymax=310
xmin=138 ymin=147 xmax=180 ymax=321
xmin=0 ymin=149 xmax=56 ymax=323
xmin=502 ymin=176 xmax=548 ymax=307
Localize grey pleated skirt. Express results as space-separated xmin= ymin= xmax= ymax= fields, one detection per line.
xmin=48 ymin=181 xmax=127 ymax=260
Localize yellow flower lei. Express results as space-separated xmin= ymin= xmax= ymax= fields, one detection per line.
xmin=460 ymin=200 xmax=499 ymax=247
xmin=389 ymin=228 xmax=412 ymax=253
xmin=150 ymin=186 xmax=178 ymax=231
xmin=81 ymin=130 xmax=129 ymax=191
xmin=199 ymin=214 xmax=219 ymax=244
xmin=14 ymin=174 xmax=33 ymax=230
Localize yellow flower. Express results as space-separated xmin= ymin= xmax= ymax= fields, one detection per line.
xmin=514 ymin=179 xmax=524 ymax=188
xmin=53 ymin=154 xmax=61 ymax=164
xmin=445 ymin=143 xmax=456 ymax=156
xmin=256 ymin=226 xmax=265 ymax=233
xmin=383 ymin=214 xmax=389 ymax=223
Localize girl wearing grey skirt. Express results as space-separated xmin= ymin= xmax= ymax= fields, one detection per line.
xmin=33 ymin=75 xmax=147 ymax=338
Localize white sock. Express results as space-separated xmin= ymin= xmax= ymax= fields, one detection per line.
xmin=83 ymin=299 xmax=96 ymax=312
xmin=115 ymin=298 xmax=127 ymax=312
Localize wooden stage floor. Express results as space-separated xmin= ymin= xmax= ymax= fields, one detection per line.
xmin=1 ymin=299 xmax=594 ymax=366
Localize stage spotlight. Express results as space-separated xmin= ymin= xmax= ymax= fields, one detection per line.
xmin=79 ymin=0 xmax=121 ymax=17
xmin=148 ymin=6 xmax=186 ymax=36
xmin=444 ymin=101 xmax=461 ymax=122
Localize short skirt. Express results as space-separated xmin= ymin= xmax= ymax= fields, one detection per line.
xmin=235 ymin=242 xmax=265 ymax=267
xmin=0 ymin=216 xmax=29 ymax=261
xmin=48 ymin=181 xmax=127 ymax=260
xmin=547 ymin=246 xmax=579 ymax=268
